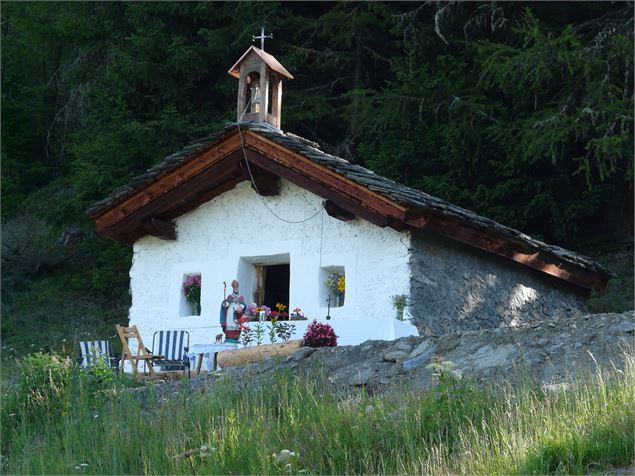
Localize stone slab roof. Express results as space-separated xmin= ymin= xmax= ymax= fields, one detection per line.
xmin=87 ymin=122 xmax=611 ymax=278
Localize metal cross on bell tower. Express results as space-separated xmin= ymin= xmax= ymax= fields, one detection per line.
xmin=252 ymin=26 xmax=273 ymax=51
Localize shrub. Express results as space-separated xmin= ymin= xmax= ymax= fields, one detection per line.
xmin=11 ymin=352 xmax=74 ymax=421
xmin=81 ymin=354 xmax=118 ymax=395
xmin=302 ymin=320 xmax=338 ymax=347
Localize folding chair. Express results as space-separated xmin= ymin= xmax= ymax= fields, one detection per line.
xmin=152 ymin=330 xmax=191 ymax=377
xmin=116 ymin=324 xmax=164 ymax=376
xmin=77 ymin=340 xmax=118 ymax=369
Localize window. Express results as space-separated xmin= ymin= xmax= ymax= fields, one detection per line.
xmin=320 ymin=266 xmax=345 ymax=308
xmin=261 ymin=264 xmax=290 ymax=309
xmin=180 ymin=273 xmax=202 ymax=317
xmin=237 ymin=253 xmax=290 ymax=309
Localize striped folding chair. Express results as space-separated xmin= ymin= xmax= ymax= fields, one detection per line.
xmin=151 ymin=330 xmax=191 ymax=377
xmin=77 ymin=340 xmax=117 ymax=369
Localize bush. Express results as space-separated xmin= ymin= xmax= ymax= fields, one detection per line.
xmin=81 ymin=354 xmax=118 ymax=395
xmin=302 ymin=320 xmax=338 ymax=347
xmin=10 ymin=352 xmax=74 ymax=422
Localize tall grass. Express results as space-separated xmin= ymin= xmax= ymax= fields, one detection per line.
xmin=2 ymin=356 xmax=633 ymax=475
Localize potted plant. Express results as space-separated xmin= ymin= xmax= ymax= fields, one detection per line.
xmin=325 ymin=273 xmax=345 ymax=307
xmin=182 ymin=274 xmax=202 ymax=315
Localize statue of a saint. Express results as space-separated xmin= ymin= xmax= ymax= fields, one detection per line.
xmin=220 ymin=279 xmax=246 ymax=343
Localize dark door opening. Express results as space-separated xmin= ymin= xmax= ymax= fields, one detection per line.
xmin=263 ymin=264 xmax=290 ymax=309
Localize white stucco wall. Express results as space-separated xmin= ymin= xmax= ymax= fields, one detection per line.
xmin=128 ymin=179 xmax=411 ymax=348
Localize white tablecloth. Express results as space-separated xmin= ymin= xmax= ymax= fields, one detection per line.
xmin=241 ymin=317 xmax=418 ymax=346
xmin=186 ymin=343 xmax=238 ymax=372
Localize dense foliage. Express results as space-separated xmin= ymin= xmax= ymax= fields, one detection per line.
xmin=1 ymin=2 xmax=633 ymax=352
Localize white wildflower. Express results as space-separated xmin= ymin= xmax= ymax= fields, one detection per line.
xmin=273 ymin=449 xmax=299 ymax=464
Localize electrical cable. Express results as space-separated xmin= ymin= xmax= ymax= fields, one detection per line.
xmin=235 ymin=97 xmax=323 ymax=225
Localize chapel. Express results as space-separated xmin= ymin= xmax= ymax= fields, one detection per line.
xmin=88 ymin=40 xmax=611 ymax=345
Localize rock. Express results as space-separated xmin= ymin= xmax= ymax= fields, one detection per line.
xmin=471 ymin=344 xmax=516 ymax=370
xmin=395 ymin=340 xmax=413 ymax=352
xmin=383 ymin=351 xmax=408 ymax=363
xmin=409 ymin=340 xmax=433 ymax=359
xmin=349 ymin=368 xmax=373 ymax=386
xmin=537 ymin=338 xmax=549 ymax=346
xmin=609 ymin=321 xmax=635 ymax=334
xmin=575 ymin=341 xmax=582 ymax=348
xmin=292 ymin=347 xmax=317 ymax=361
xmin=403 ymin=344 xmax=437 ymax=371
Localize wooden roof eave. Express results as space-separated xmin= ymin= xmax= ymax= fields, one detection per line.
xmin=403 ymin=210 xmax=609 ymax=294
xmin=228 ymin=46 xmax=294 ymax=79
xmin=90 ymin=128 xmax=609 ymax=293
xmin=91 ymin=131 xmax=243 ymax=231
xmin=242 ymin=130 xmax=408 ymax=223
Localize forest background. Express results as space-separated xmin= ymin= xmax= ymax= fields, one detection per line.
xmin=1 ymin=2 xmax=633 ymax=355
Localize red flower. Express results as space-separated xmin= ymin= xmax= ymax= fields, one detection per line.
xmin=302 ymin=320 xmax=337 ymax=347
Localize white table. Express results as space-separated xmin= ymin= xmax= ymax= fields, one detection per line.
xmin=241 ymin=317 xmax=418 ymax=346
xmin=186 ymin=343 xmax=238 ymax=374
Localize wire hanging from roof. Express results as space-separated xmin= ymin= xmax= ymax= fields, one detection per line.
xmin=235 ymin=99 xmax=323 ymax=225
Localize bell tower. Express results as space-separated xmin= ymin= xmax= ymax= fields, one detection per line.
xmin=228 ymin=29 xmax=293 ymax=129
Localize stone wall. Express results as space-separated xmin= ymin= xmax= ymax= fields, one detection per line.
xmin=408 ymin=230 xmax=588 ymax=335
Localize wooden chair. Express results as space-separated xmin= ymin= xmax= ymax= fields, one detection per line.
xmin=116 ymin=324 xmax=164 ymax=376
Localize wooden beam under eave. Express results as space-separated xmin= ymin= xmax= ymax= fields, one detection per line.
xmin=238 ymin=160 xmax=280 ymax=196
xmin=323 ymin=200 xmax=355 ymax=221
xmin=141 ymin=218 xmax=176 ymax=241
xmin=241 ymin=148 xmax=392 ymax=228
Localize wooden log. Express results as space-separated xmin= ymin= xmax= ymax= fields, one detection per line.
xmin=216 ymin=340 xmax=302 ymax=368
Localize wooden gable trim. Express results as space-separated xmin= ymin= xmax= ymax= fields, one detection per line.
xmin=92 ymin=132 xmax=243 ymax=229
xmin=243 ymin=131 xmax=408 ymax=222
xmin=241 ymin=148 xmax=392 ymax=228
xmin=96 ymin=151 xmax=244 ymax=242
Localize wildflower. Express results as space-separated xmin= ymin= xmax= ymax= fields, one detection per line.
xmin=74 ymin=463 xmax=89 ymax=470
xmin=93 ymin=414 xmax=99 ymax=419
xmin=273 ymin=449 xmax=299 ymax=464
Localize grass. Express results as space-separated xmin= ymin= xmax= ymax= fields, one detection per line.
xmin=1 ymin=355 xmax=633 ymax=475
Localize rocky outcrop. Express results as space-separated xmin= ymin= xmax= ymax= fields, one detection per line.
xmin=140 ymin=311 xmax=634 ymax=399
